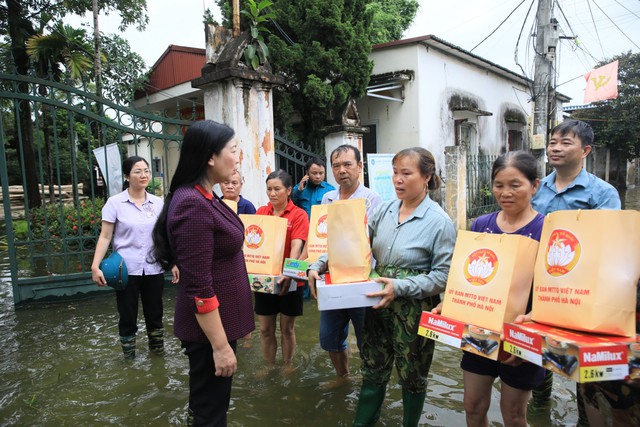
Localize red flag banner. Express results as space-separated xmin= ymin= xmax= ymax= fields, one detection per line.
xmin=583 ymin=60 xmax=619 ymax=103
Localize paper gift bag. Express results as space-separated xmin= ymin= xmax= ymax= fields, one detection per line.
xmin=239 ymin=214 xmax=288 ymax=275
xmin=306 ymin=204 xmax=329 ymax=263
xmin=222 ymin=199 xmax=237 ymax=213
xmin=441 ymin=230 xmax=539 ymax=332
xmin=327 ymin=199 xmax=371 ymax=283
xmin=532 ymin=210 xmax=640 ymax=337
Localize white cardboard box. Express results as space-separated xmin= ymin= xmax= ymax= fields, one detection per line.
xmin=316 ymin=278 xmax=382 ymax=311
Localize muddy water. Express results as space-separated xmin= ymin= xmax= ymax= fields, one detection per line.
xmin=0 ymin=277 xmax=579 ymax=426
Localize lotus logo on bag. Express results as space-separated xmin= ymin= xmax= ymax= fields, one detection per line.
xmin=464 ymin=249 xmax=499 ymax=286
xmin=244 ymin=225 xmax=264 ymax=249
xmin=315 ymin=214 xmax=328 ymax=238
xmin=545 ymin=229 xmax=581 ymax=276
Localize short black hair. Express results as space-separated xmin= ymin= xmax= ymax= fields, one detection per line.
xmin=305 ymin=157 xmax=326 ymax=171
xmin=266 ymin=169 xmax=293 ymax=189
xmin=330 ymin=144 xmax=361 ymax=164
xmin=491 ymin=150 xmax=538 ymax=184
xmin=550 ymin=120 xmax=594 ymax=147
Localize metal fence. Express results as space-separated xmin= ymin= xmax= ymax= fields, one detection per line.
xmin=466 ymin=153 xmax=499 ymax=219
xmin=0 ymin=70 xmax=191 ymax=305
xmin=274 ymin=132 xmax=324 ymax=184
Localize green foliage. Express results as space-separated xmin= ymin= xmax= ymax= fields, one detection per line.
xmin=146 ymin=177 xmax=163 ymax=196
xmin=571 ymin=51 xmax=640 ymax=159
xmin=203 ymin=8 xmax=219 ymax=26
xmin=267 ymin=0 xmax=374 ymax=144
xmin=99 ymin=34 xmax=148 ymax=104
xmin=214 ymin=0 xmax=418 ymax=144
xmin=366 ymin=0 xmax=419 ymax=45
xmin=26 ymin=197 xmax=105 ymax=241
xmin=241 ymin=0 xmax=274 ymax=70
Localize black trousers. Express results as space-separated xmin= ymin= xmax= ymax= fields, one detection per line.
xmin=182 ymin=340 xmax=238 ymax=427
xmin=115 ymin=273 xmax=164 ymax=337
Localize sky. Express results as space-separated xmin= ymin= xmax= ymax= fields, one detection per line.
xmin=70 ymin=0 xmax=640 ymax=105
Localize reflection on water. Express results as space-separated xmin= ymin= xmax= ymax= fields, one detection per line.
xmin=0 ymin=268 xmax=580 ymax=426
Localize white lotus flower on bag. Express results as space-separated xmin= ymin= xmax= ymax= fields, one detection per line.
xmin=548 ymin=237 xmax=575 ymax=266
xmin=246 ymin=230 xmax=261 ymax=245
xmin=467 ymin=258 xmax=494 ymax=278
xmin=317 ymin=220 xmax=327 ymax=234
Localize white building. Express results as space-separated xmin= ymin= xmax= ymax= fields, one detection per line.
xmin=357 ymin=35 xmax=568 ymax=171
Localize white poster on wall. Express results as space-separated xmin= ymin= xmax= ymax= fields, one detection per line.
xmin=93 ymin=143 xmax=123 ymax=197
xmin=367 ymin=153 xmax=395 ymax=202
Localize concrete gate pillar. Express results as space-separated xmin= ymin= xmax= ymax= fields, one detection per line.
xmin=192 ymin=25 xmax=284 ymax=207
xmin=322 ymin=99 xmax=369 ymax=188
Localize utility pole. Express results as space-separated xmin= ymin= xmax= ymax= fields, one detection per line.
xmin=233 ymin=0 xmax=240 ymax=37
xmin=532 ymin=0 xmax=558 ymax=178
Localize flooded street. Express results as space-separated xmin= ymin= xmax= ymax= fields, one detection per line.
xmin=11 ymin=185 xmax=640 ymax=425
xmin=0 ymin=278 xmax=580 ymax=426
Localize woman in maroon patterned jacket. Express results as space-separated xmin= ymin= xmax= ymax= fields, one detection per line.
xmin=153 ymin=120 xmax=254 ymax=426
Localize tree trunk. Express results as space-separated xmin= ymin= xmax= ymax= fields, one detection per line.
xmin=7 ymin=0 xmax=42 ymax=209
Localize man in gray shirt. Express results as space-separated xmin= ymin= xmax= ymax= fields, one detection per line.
xmin=308 ymin=144 xmax=382 ymax=380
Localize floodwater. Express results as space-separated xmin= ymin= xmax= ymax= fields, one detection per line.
xmin=0 ymin=278 xmax=580 ymax=426
xmin=18 ymin=185 xmax=640 ymax=427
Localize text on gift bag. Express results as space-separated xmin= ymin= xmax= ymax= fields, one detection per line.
xmin=441 ymin=230 xmax=539 ymax=332
xmin=532 ymin=210 xmax=640 ymax=337
xmin=239 ymin=214 xmax=288 ymax=275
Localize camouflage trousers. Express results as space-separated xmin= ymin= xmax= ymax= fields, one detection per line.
xmin=360 ymin=265 xmax=440 ymax=393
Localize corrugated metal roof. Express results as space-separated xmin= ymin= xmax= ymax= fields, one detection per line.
xmin=138 ymin=45 xmax=205 ymax=97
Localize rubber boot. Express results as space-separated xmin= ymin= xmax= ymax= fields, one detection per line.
xmin=120 ymin=335 xmax=136 ymax=360
xmin=576 ymin=384 xmax=590 ymax=427
xmin=531 ymin=370 xmax=553 ymax=410
xmin=148 ymin=328 xmax=164 ymax=356
xmin=402 ymin=388 xmax=426 ymax=427
xmin=352 ymin=381 xmax=386 ymax=427
xmin=186 ymin=408 xmax=194 ymax=426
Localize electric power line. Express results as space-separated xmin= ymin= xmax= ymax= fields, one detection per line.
xmin=514 ymin=0 xmax=537 ymax=98
xmin=592 ymin=0 xmax=640 ymax=50
xmin=470 ymin=0 xmax=526 ymax=52
xmin=586 ymin=0 xmax=606 ymax=57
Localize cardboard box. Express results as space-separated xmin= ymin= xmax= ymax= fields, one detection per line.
xmin=417 ymin=311 xmax=507 ymax=361
xmin=281 ymin=258 xmax=309 ymax=281
xmin=503 ymin=321 xmax=639 ymax=383
xmin=248 ymin=274 xmax=296 ymax=294
xmin=316 ymin=275 xmax=382 ymax=311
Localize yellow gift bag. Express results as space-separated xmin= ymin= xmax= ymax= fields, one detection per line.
xmin=222 ymin=199 xmax=237 ymax=213
xmin=326 ymin=199 xmax=371 ymax=283
xmin=532 ymin=210 xmax=640 ymax=337
xmin=306 ymin=204 xmax=329 ymax=263
xmin=441 ymin=230 xmax=539 ymax=332
xmin=239 ymin=214 xmax=288 ymax=275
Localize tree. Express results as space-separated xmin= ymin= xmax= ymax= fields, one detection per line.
xmin=99 ymin=34 xmax=147 ymax=104
xmin=0 ymin=0 xmax=148 ymax=208
xmin=366 ymin=0 xmax=419 ymax=45
xmin=215 ymin=0 xmax=419 ymax=145
xmin=266 ymin=0 xmax=374 ymax=145
xmin=571 ymin=51 xmax=640 ymax=159
xmin=27 ymin=22 xmax=96 ymax=203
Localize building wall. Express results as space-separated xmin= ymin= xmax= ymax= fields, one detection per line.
xmin=357 ymin=42 xmax=532 ymax=174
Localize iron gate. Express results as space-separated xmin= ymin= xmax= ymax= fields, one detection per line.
xmin=0 ymin=70 xmax=192 ymax=305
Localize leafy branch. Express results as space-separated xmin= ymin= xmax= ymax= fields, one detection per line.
xmin=241 ymin=0 xmax=275 ymax=70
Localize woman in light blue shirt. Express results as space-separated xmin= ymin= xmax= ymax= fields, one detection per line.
xmin=352 ymin=147 xmax=456 ymax=427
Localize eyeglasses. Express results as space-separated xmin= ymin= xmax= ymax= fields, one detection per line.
xmin=130 ymin=169 xmax=151 ymax=176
